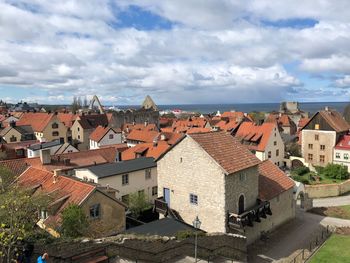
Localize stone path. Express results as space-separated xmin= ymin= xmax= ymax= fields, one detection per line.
xmin=313 ymin=194 xmax=350 ymax=207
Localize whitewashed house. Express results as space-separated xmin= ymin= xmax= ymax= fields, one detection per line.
xmin=27 ymin=139 xmax=78 ymax=158
xmin=89 ymin=126 xmax=122 ymax=150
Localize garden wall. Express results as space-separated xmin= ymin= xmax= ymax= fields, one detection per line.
xmin=305 ymin=179 xmax=350 ymax=198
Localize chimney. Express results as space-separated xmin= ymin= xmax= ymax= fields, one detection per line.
xmin=53 ymin=169 xmax=61 ymax=184
xmin=160 ymin=134 xmax=166 ymax=141
xmin=325 ymin=106 xmax=329 ymax=112
xmin=153 ymin=136 xmax=158 ymax=146
xmin=144 ymin=120 xmax=149 ymax=127
xmin=279 ymin=113 xmax=282 ymax=118
xmin=40 ymin=149 xmax=51 ymax=165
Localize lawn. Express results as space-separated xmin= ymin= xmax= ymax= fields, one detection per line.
xmin=309 ymin=234 xmax=350 ymax=263
xmin=309 ymin=205 xmax=350 ymax=220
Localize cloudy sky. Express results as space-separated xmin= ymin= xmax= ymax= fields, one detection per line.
xmin=1 ymin=0 xmax=350 ymax=105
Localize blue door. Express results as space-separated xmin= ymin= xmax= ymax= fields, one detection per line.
xmin=164 ymin=188 xmax=170 ymax=207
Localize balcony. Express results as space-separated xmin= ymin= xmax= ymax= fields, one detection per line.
xmin=228 ymin=200 xmax=272 ymax=231
xmin=154 ymin=197 xmax=168 ymax=215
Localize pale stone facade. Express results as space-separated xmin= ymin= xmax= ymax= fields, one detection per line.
xmin=258 ymin=127 xmax=285 ymax=166
xmin=71 ymin=121 xmax=91 ymax=150
xmin=89 ymin=129 xmax=122 ymax=150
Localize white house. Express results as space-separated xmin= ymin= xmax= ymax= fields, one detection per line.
xmin=75 ymin=157 xmax=157 ymax=204
xmin=27 ymin=140 xmax=78 ymax=158
xmin=89 ymin=126 xmax=122 ymax=150
xmin=333 ymin=135 xmax=350 ymax=172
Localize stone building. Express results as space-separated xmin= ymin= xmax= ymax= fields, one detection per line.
xmin=155 ymin=131 xmax=295 ymax=244
xmin=301 ymin=107 xmax=350 ymax=167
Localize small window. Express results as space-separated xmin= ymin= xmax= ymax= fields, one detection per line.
xmin=190 ymin=194 xmax=198 ymax=205
xmin=77 ymin=127 xmax=80 ymax=132
xmin=122 ymin=195 xmax=129 ymax=204
xmin=276 ymin=195 xmax=280 ymax=202
xmin=40 ymin=209 xmax=48 ymax=219
xmin=336 ymin=152 xmax=341 ymax=159
xmin=239 ymin=173 xmax=246 ymax=181
xmin=145 ymin=169 xmax=151 ymax=180
xmin=109 ymin=134 xmax=114 ymax=139
xmin=268 ymin=151 xmax=272 ymax=158
xmin=345 ymin=153 xmax=349 ymax=160
xmin=320 ymin=145 xmax=325 ymax=151
xmin=78 ymin=135 xmax=80 ymax=140
xmin=10 ymin=135 xmax=17 ymax=142
xmin=308 ymin=144 xmax=313 ymax=150
xmin=276 ymin=149 xmax=279 ymax=157
xmin=89 ymin=204 xmax=100 ymax=219
xmin=315 ymin=134 xmax=319 ymax=141
xmin=122 ymin=174 xmax=129 ymax=185
xmin=308 ymin=153 xmax=313 ymax=161
xmin=83 ymin=176 xmax=88 ymax=181
xmin=315 ymin=124 xmax=320 ymax=130
xmin=320 ymin=155 xmax=325 ymax=163
xmin=180 ymin=157 xmax=183 ymax=163
xmin=52 ymin=131 xmax=59 ymax=137
xmin=52 ymin=123 xmax=59 ymax=129
xmin=152 ymin=186 xmax=158 ymax=196
xmin=274 ymin=141 xmax=277 ymax=146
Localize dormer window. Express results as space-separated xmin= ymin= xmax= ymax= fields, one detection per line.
xmin=109 ymin=134 xmax=114 ymax=139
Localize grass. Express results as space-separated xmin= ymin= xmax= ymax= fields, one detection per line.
xmin=309 ymin=234 xmax=350 ymax=263
xmin=291 ymin=172 xmax=346 ymax=185
xmin=309 ymin=205 xmax=350 ymax=220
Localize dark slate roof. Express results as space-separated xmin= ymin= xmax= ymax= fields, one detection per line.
xmin=28 ymin=140 xmax=62 ymax=151
xmin=87 ymin=157 xmax=156 ymax=178
xmin=15 ymin=125 xmax=34 ymax=135
xmin=125 ymin=218 xmax=196 ymax=236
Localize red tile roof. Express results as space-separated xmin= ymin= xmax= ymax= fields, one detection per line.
xmin=189 ymin=131 xmax=260 ymax=174
xmin=159 ymin=132 xmax=184 ymax=145
xmin=57 ymin=113 xmax=77 ymax=128
xmin=17 ymin=167 xmax=96 ymax=226
xmin=335 ymin=135 xmax=350 ymax=150
xmin=172 ymin=118 xmax=207 ymax=129
xmin=258 ymin=160 xmax=295 ymax=200
xmin=186 ymin=127 xmax=212 ymax=134
xmin=127 ymin=129 xmax=159 ymax=143
xmin=122 ymin=123 xmax=158 ymax=132
xmin=235 ymin=122 xmax=277 ymax=152
xmin=122 ymin=141 xmax=169 ymax=161
xmin=17 ymin=113 xmax=55 ymax=132
xmin=90 ymin=126 xmax=112 ymax=142
xmin=221 ymin=111 xmax=245 ymax=121
xmin=298 ymin=118 xmax=309 ymax=129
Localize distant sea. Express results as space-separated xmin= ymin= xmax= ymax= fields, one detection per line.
xmin=116 ymin=102 xmax=349 ymax=115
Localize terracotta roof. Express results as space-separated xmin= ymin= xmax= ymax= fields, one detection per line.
xmin=0 ymin=158 xmax=30 ymax=176
xmin=89 ymin=126 xmax=118 ymax=142
xmin=122 ymin=123 xmax=158 ymax=132
xmin=335 ymin=135 xmax=350 ymax=150
xmin=57 ymin=113 xmax=77 ymax=128
xmin=159 ymin=132 xmax=184 ymax=145
xmin=258 ymin=160 xmax=295 ymax=200
xmin=76 ymin=114 xmax=109 ymax=130
xmin=298 ymin=118 xmax=309 ymax=128
xmin=186 ymin=127 xmax=211 ymax=134
xmin=127 ymin=129 xmax=159 ymax=143
xmin=100 ymin=143 xmax=128 ymax=152
xmin=221 ymin=111 xmax=245 ymax=121
xmin=17 ymin=113 xmax=55 ymax=132
xmin=0 ymin=140 xmax=38 ymax=159
xmin=302 ymin=110 xmax=350 ymax=133
xmin=122 ymin=141 xmax=169 ymax=161
xmin=172 ymin=118 xmax=207 ymax=129
xmin=17 ymin=167 xmax=96 ymax=226
xmin=189 ymin=131 xmax=260 ymax=174
xmin=235 ymin=122 xmax=277 ymax=152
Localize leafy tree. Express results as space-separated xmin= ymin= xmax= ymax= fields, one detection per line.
xmin=0 ymin=166 xmax=16 ymax=193
xmin=128 ymin=192 xmax=152 ymax=218
xmin=322 ymin=163 xmax=349 ymax=180
xmin=248 ymin=111 xmax=266 ymax=125
xmin=0 ymin=187 xmax=48 ymax=263
xmin=60 ymin=204 xmax=88 ymax=238
xmin=286 ymin=142 xmax=301 ymax=157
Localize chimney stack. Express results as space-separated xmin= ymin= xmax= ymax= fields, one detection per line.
xmin=40 ymin=149 xmax=51 ymax=165
xmin=53 ymin=169 xmax=61 ymax=184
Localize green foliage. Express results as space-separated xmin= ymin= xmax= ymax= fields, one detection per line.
xmin=175 ymin=230 xmax=205 ymax=240
xmin=286 ymin=142 xmax=301 ymax=157
xmin=60 ymin=204 xmax=88 ymax=238
xmin=248 ymin=111 xmax=266 ymax=124
xmin=315 ymin=166 xmax=325 ymax=175
xmin=293 ymin=166 xmax=310 ymax=176
xmin=0 ymin=166 xmax=16 ymax=192
xmin=322 ymin=164 xmax=349 ymax=180
xmin=128 ymin=192 xmax=152 ymax=218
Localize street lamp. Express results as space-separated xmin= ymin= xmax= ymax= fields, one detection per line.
xmin=192 ymin=216 xmax=201 ymax=262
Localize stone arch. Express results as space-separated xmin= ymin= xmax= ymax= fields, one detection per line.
xmin=292 ymin=159 xmax=304 ymax=169
xmin=89 ymin=95 xmax=105 ymax=114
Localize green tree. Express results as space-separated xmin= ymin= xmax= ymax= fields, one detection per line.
xmin=0 ymin=166 xmax=16 ymax=193
xmin=128 ymin=192 xmax=152 ymax=218
xmin=286 ymin=142 xmax=301 ymax=157
xmin=322 ymin=163 xmax=349 ymax=180
xmin=60 ymin=204 xmax=88 ymax=238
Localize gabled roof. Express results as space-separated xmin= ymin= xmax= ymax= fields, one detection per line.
xmin=298 ymin=118 xmax=309 ymax=128
xmin=76 ymin=114 xmax=109 ymax=130
xmin=335 ymin=135 xmax=350 ymax=150
xmin=301 ymin=109 xmax=350 ymax=133
xmin=159 ymin=132 xmax=183 ymax=145
xmin=186 ymin=127 xmax=211 ymax=134
xmin=189 ymin=131 xmax=260 ymax=174
xmin=87 ymin=157 xmax=156 ymax=178
xmin=0 ymin=125 xmax=34 ymax=137
xmin=126 ymin=129 xmax=159 ymax=143
xmin=122 ymin=123 xmax=158 ymax=132
xmin=235 ymin=122 xmax=277 ymax=152
xmin=28 ymin=140 xmax=62 ymax=151
xmin=221 ymin=111 xmax=245 ymax=121
xmin=17 ymin=113 xmax=56 ymax=132
xmin=258 ymin=160 xmax=295 ymax=200
xmin=122 ymin=141 xmax=169 ymax=161
xmin=89 ymin=126 xmax=119 ymax=142
xmin=57 ymin=113 xmax=77 ymax=128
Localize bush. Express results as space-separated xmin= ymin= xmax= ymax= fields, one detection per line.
xmin=315 ymin=166 xmax=325 ymax=175
xmin=293 ymin=166 xmax=310 ymax=176
xmin=322 ymin=164 xmax=349 ymax=180
xmin=60 ymin=204 xmax=88 ymax=238
xmin=175 ymin=230 xmax=204 ymax=240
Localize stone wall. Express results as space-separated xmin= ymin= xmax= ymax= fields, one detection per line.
xmin=305 ymin=179 xmax=350 ymax=198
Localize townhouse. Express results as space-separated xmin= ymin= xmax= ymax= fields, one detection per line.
xmin=155 ymin=132 xmax=295 ymax=244
xmin=333 ymin=135 xmax=350 ymax=172
xmin=27 ymin=140 xmax=78 ymax=158
xmin=126 ymin=129 xmax=159 ymax=147
xmin=89 ymin=126 xmax=122 ymax=150
xmin=0 ymin=122 xmax=34 ymax=142
xmin=75 ymin=157 xmax=157 ymax=203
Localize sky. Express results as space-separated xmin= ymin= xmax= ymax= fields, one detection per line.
xmin=1 ymin=1 xmax=350 ymax=105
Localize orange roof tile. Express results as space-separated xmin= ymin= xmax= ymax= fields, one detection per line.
xmin=258 ymin=160 xmax=295 ymax=200
xmin=122 ymin=141 xmax=169 ymax=161
xmin=335 ymin=135 xmax=350 ymax=150
xmin=90 ymin=126 xmax=110 ymax=142
xmin=221 ymin=111 xmax=245 ymax=121
xmin=126 ymin=129 xmax=159 ymax=143
xmin=159 ymin=132 xmax=184 ymax=145
xmin=122 ymin=123 xmax=158 ymax=132
xmin=57 ymin=113 xmax=77 ymax=128
xmin=189 ymin=131 xmax=260 ymax=174
xmin=17 ymin=113 xmax=55 ymax=132
xmin=186 ymin=127 xmax=211 ymax=134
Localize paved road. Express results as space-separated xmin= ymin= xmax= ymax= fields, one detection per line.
xmin=313 ymin=194 xmax=350 ymax=207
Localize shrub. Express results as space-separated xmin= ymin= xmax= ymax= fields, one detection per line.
xmin=322 ymin=164 xmax=349 ymax=180
xmin=315 ymin=166 xmax=325 ymax=175
xmin=293 ymin=166 xmax=310 ymax=176
xmin=176 ymin=230 xmax=204 ymax=240
xmin=60 ymin=204 xmax=88 ymax=238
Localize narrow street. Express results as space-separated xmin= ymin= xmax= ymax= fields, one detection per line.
xmin=312 ymin=194 xmax=350 ymax=208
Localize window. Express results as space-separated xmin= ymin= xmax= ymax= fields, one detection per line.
xmin=308 ymin=153 xmax=313 ymax=161
xmin=152 ymin=186 xmax=158 ymax=196
xmin=320 ymin=145 xmax=325 ymax=151
xmin=10 ymin=135 xmax=17 ymax=142
xmin=268 ymin=151 xmax=272 ymax=158
xmin=190 ymin=194 xmax=198 ymax=205
xmin=276 ymin=195 xmax=280 ymax=202
xmin=122 ymin=174 xmax=129 ymax=185
xmin=315 ymin=124 xmax=320 ymax=130
xmin=336 ymin=152 xmax=341 ymax=159
xmin=83 ymin=176 xmax=88 ymax=181
xmin=308 ymin=144 xmax=313 ymax=150
xmin=52 ymin=131 xmax=59 ymax=136
xmin=180 ymin=157 xmax=183 ymax=163
xmin=145 ymin=169 xmax=151 ymax=180
xmin=274 ymin=141 xmax=277 ymax=146
xmin=109 ymin=134 xmax=114 ymax=139
xmin=77 ymin=127 xmax=80 ymax=132
xmin=40 ymin=209 xmax=48 ymax=219
xmin=315 ymin=134 xmax=319 ymax=141
xmin=239 ymin=173 xmax=246 ymax=181
xmin=345 ymin=153 xmax=349 ymax=160
xmin=276 ymin=149 xmax=279 ymax=157
xmin=238 ymin=195 xmax=245 ymax=214
xmin=78 ymin=135 xmax=80 ymax=140
xmin=89 ymin=204 xmax=100 ymax=219
xmin=320 ymin=155 xmax=325 ymax=163
xmin=52 ymin=123 xmax=59 ymax=129
xmin=122 ymin=195 xmax=129 ymax=204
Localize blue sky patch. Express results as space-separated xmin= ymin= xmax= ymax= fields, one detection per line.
xmin=262 ymin=18 xmax=318 ymax=29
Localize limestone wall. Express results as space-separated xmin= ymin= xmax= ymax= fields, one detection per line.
xmin=305 ymin=179 xmax=350 ymax=198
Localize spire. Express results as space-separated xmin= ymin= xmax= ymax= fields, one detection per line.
xmin=141 ymin=95 xmax=158 ymax=111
